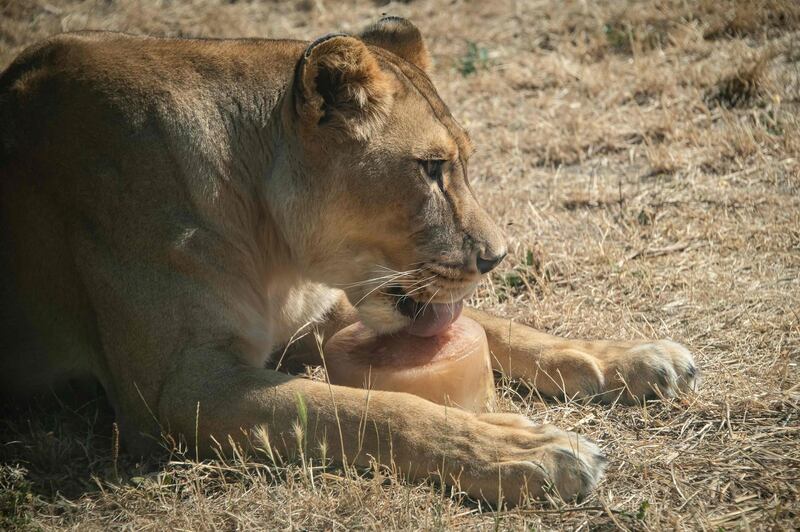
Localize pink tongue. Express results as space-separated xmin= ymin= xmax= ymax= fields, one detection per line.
xmin=404 ymin=301 xmax=464 ymax=337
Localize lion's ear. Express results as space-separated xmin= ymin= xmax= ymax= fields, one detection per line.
xmin=295 ymin=34 xmax=392 ymax=140
xmin=359 ymin=16 xmax=431 ymax=72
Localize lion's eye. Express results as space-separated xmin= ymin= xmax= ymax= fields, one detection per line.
xmin=420 ymin=159 xmax=446 ymax=187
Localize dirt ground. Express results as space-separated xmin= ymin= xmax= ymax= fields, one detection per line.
xmin=1 ymin=0 xmax=799 ymax=529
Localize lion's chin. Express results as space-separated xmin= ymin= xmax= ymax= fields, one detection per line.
xmin=355 ymin=298 xmax=411 ymax=335
xmin=352 ymin=294 xmax=465 ymax=338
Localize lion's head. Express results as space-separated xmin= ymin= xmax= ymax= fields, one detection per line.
xmin=273 ymin=17 xmax=506 ymax=336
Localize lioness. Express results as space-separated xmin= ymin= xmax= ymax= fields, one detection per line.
xmin=0 ymin=17 xmax=697 ymax=505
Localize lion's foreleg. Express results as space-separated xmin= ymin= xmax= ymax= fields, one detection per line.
xmin=155 ymin=346 xmax=604 ymax=505
xmin=464 ymin=307 xmax=698 ymax=403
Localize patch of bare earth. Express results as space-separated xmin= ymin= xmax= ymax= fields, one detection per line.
xmin=2 ymin=0 xmax=798 ymax=529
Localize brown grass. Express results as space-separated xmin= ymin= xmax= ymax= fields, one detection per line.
xmin=2 ymin=0 xmax=799 ymax=529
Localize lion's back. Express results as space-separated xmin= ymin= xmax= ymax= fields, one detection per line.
xmin=0 ymin=32 xmax=304 ymax=168
xmin=0 ymin=32 xmax=305 ymax=396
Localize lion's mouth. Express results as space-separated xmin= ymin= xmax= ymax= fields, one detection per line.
xmin=388 ymin=286 xmax=463 ymax=337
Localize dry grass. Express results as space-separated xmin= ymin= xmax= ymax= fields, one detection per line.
xmin=2 ymin=0 xmax=799 ymax=529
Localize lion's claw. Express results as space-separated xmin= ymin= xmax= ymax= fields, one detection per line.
xmin=600 ymin=340 xmax=699 ymax=403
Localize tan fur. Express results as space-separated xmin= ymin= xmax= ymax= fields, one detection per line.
xmin=0 ymin=19 xmax=697 ymax=505
xmin=360 ymin=16 xmax=431 ymax=71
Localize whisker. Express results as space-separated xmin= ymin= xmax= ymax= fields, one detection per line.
xmin=403 ymin=281 xmax=435 ymax=298
xmin=373 ymin=262 xmax=426 ymax=274
xmin=338 ymin=273 xmax=409 ymax=289
xmin=380 ymin=281 xmax=435 ymax=301
xmin=401 ymin=274 xmax=436 ymax=288
xmin=336 ymin=267 xmax=423 ymax=289
xmin=352 ymin=271 xmax=417 ymax=307
xmin=413 ymin=288 xmax=440 ymax=322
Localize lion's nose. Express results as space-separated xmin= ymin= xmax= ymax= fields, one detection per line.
xmin=476 ymin=249 xmax=507 ymax=274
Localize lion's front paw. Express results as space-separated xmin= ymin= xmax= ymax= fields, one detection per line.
xmin=458 ymin=414 xmax=606 ymax=505
xmin=599 ymin=340 xmax=699 ymax=404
